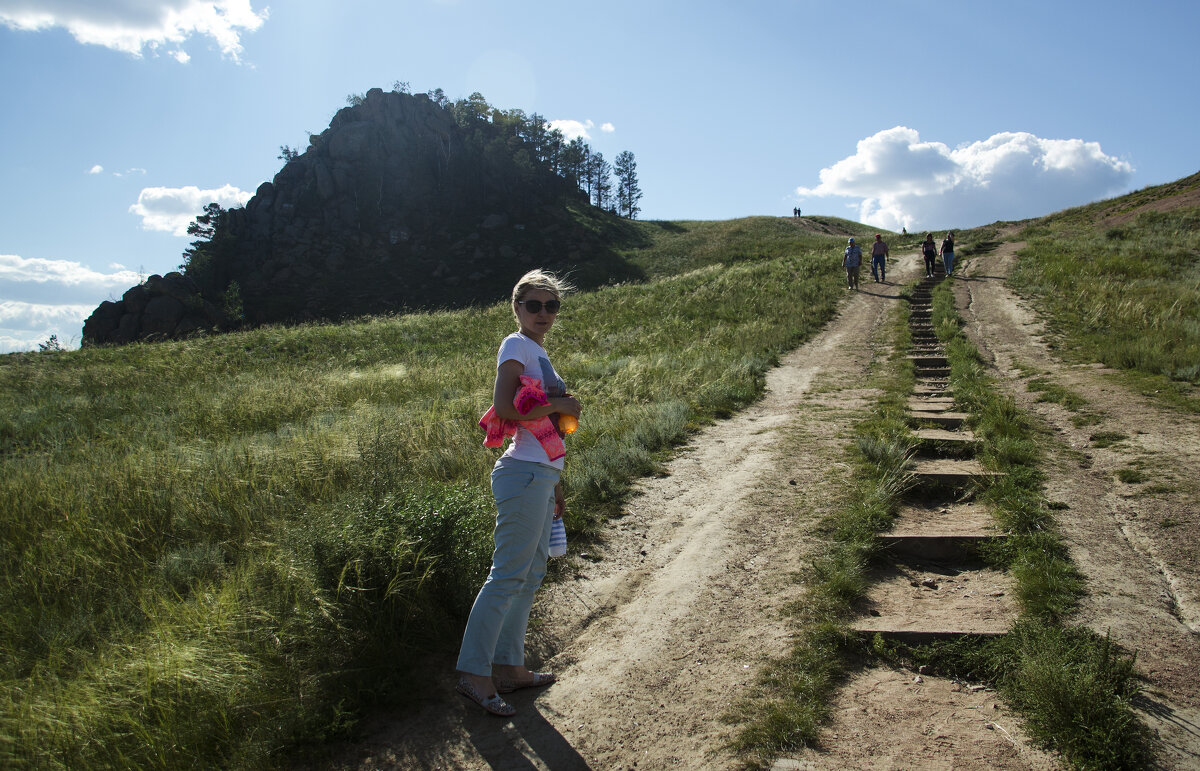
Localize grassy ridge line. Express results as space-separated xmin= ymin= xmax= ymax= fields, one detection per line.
xmin=0 ymin=220 xmax=853 ymax=767
xmin=1007 ymin=179 xmax=1200 ymax=408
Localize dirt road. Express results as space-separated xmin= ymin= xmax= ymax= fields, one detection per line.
xmin=326 ymin=238 xmax=1200 ymax=770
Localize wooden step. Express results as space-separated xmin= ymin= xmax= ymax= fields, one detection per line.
xmin=912 ymin=383 xmax=950 ymax=395
xmin=851 ymin=563 xmax=1016 ymax=642
xmin=914 ymin=427 xmax=976 ymax=445
xmin=907 ymin=399 xmax=955 ymax=412
xmin=910 ymin=411 xmax=969 ymax=428
xmin=911 ymin=458 xmax=998 ymax=483
xmin=909 ymin=355 xmax=948 ymax=367
xmin=883 ymin=503 xmax=998 ymax=560
xmin=888 ymin=502 xmax=996 ymax=538
xmin=915 ymin=367 xmax=952 ymax=378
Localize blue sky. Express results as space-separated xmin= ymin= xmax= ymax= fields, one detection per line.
xmin=2 ymin=0 xmax=1198 ymax=353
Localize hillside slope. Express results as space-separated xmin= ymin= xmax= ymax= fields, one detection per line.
xmin=82 ymin=88 xmax=646 ymax=345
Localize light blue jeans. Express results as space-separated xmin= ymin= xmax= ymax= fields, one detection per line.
xmin=456 ymin=457 xmax=558 ymax=676
xmin=944 ymin=252 xmax=955 ymax=275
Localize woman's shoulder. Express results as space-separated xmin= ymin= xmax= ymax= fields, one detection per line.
xmin=498 ymin=332 xmax=544 ymax=359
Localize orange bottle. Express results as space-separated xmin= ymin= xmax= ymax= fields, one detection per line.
xmin=557 ymin=414 xmax=578 ymax=434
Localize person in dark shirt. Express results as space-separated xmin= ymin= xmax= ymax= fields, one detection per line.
xmin=870 ymin=234 xmax=889 ymax=282
xmin=941 ymin=232 xmax=956 ymax=276
xmin=921 ymin=234 xmax=937 ymax=278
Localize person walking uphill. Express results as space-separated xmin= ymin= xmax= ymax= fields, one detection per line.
xmin=456 ymin=269 xmax=582 ymax=717
xmin=843 ymin=237 xmax=862 ymax=290
xmin=940 ymin=231 xmax=956 ymax=276
xmin=870 ymin=234 xmax=889 ymax=282
xmin=921 ymin=234 xmax=937 ymax=278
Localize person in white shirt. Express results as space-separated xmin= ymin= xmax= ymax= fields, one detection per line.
xmin=456 ymin=269 xmax=581 ymax=716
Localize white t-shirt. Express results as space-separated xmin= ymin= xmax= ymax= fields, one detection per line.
xmin=496 ymin=332 xmax=567 ymax=469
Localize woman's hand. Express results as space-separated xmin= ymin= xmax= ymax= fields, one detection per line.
xmin=552 ymin=394 xmax=581 ymax=418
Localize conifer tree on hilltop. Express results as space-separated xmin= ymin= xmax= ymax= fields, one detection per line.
xmin=614 ymin=150 xmax=642 ymax=219
xmin=589 ymin=151 xmax=613 ymax=211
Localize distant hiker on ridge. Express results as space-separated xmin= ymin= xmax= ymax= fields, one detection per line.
xmin=843 ymin=237 xmax=862 ymax=290
xmin=870 ymin=234 xmax=889 ymax=283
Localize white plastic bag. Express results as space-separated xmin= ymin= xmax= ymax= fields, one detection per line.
xmin=549 ymin=516 xmax=567 ymax=558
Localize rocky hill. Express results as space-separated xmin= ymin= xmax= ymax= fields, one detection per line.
xmin=83 ymin=88 xmax=644 ymax=345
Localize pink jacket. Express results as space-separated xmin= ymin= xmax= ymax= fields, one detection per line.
xmin=478 ymin=376 xmax=566 ymax=461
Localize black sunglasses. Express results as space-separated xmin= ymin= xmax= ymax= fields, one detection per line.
xmin=516 ymin=299 xmax=561 ymax=314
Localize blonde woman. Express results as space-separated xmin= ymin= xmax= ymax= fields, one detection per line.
xmin=456 ymin=269 xmax=581 ymax=716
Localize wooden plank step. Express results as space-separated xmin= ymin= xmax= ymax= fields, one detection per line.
xmin=912 ymin=458 xmax=998 ymax=482
xmin=907 ymin=399 xmax=955 ymax=412
xmin=910 ymin=411 xmax=969 ymax=428
xmin=914 ymin=427 xmax=975 ymax=444
xmin=883 ymin=502 xmax=998 ymax=560
xmin=851 ymin=563 xmax=1016 ymax=642
xmin=915 ymin=368 xmax=952 ymax=378
xmin=909 ymin=395 xmax=955 ymax=404
xmin=909 ymin=355 xmax=948 ymax=367
xmin=888 ymin=502 xmax=996 ymax=537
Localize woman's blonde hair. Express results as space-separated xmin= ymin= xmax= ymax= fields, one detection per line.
xmin=511 ymin=269 xmax=573 ymax=307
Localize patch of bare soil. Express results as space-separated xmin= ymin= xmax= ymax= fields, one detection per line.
xmin=957 ymin=239 xmax=1200 ymax=770
xmin=1100 ymin=184 xmax=1200 ymax=228
xmin=315 ymin=254 xmax=1054 ymax=770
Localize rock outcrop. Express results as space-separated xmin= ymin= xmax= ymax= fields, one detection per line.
xmin=83 ymin=88 xmax=642 ymax=346
xmin=82 ymin=272 xmax=228 ymax=344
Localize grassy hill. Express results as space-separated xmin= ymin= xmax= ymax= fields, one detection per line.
xmin=1007 ymin=171 xmax=1200 ymax=401
xmin=3 ymin=171 xmax=1198 ymax=766
xmin=0 ymin=216 xmax=860 ymax=767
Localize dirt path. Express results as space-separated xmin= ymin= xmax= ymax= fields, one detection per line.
xmin=318 ymin=239 xmax=1199 ymax=770
xmin=956 ymin=239 xmax=1200 ymax=770
xmin=326 ymin=254 xmax=963 ymax=769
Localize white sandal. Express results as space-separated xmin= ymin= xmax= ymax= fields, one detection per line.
xmin=495 ymin=671 xmax=556 ymax=694
xmin=456 ymin=678 xmax=516 ymax=717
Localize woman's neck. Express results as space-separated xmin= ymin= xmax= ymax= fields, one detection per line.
xmin=518 ymin=328 xmax=545 ymax=346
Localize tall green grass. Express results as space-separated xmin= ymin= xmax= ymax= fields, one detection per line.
xmin=1009 ymin=180 xmax=1200 ymax=398
xmin=0 ymin=220 xmax=848 ymax=767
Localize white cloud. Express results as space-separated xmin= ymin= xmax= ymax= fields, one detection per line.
xmin=0 ymin=255 xmax=147 ymax=353
xmin=0 ymin=253 xmax=142 ymax=300
xmin=796 ymin=127 xmax=1134 ymax=231
xmin=548 ymin=119 xmax=595 ymax=141
xmin=129 ymin=183 xmax=251 ymax=236
xmin=0 ymin=0 xmax=268 ymax=62
xmin=600 ymin=122 xmax=615 ymax=133
xmin=171 ymin=48 xmax=189 ymax=63
xmin=0 ymin=300 xmax=94 ymax=329
xmin=114 ymin=167 xmax=147 ymax=177
xmin=88 ymin=164 xmax=104 ymax=174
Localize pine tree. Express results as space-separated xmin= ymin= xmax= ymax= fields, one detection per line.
xmin=614 ymin=150 xmax=642 ymax=219
xmin=589 ymin=152 xmax=612 ymax=210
